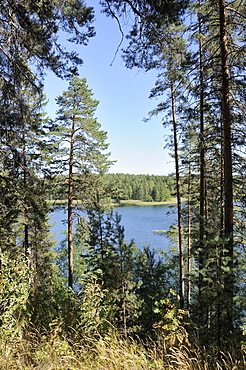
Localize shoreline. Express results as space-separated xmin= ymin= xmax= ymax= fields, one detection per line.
xmin=111 ymin=198 xmax=178 ymax=207
xmin=47 ymin=198 xmax=179 ymax=207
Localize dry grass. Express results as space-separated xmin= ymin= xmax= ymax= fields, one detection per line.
xmin=0 ymin=334 xmax=163 ymax=370
xmin=162 ymin=345 xmax=246 ymax=370
xmin=0 ymin=334 xmax=245 ymax=370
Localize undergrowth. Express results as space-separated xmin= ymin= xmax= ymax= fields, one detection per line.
xmin=0 ymin=332 xmax=245 ymax=370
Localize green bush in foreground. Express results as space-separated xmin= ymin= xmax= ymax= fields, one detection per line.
xmin=0 ymin=254 xmax=31 ymax=340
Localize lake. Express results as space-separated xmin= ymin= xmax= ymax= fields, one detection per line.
xmin=49 ymin=204 xmax=178 ymax=251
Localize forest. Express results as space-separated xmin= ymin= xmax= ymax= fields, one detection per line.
xmin=47 ymin=173 xmax=176 ymax=202
xmin=0 ymin=0 xmax=246 ymax=369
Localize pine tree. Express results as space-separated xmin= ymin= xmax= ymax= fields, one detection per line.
xmin=134 ymin=245 xmax=171 ymax=338
xmin=142 ymin=23 xmax=189 ymax=309
xmin=113 ymin=213 xmax=139 ymax=336
xmin=0 ymin=0 xmax=95 ymax=257
xmin=53 ymin=76 xmax=111 ymax=289
xmin=0 ymin=81 xmax=52 ymax=256
xmin=0 ymin=0 xmax=94 ymax=82
xmin=102 ymin=0 xmax=246 ymax=348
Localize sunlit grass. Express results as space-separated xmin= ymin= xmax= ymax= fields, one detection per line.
xmin=111 ymin=198 xmax=178 ymax=207
xmin=1 ymin=334 xmax=245 ymax=369
xmin=47 ymin=198 xmax=178 ymax=207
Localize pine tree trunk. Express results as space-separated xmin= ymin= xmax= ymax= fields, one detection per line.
xmin=68 ymin=117 xmax=75 ymax=289
xmin=34 ymin=226 xmax=39 ymax=289
xmin=218 ymin=108 xmax=225 ymax=346
xmin=119 ymin=241 xmax=128 ymax=336
xmin=122 ymin=280 xmax=127 ymax=337
xmin=219 ymin=0 xmax=234 ymax=339
xmin=23 ymin=137 xmax=29 ymax=256
xmin=198 ymin=11 xmax=206 ymax=327
xmin=170 ymin=82 xmax=185 ymax=308
xmin=187 ymin=162 xmax=191 ymax=310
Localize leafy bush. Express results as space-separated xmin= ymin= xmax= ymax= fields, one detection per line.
xmin=0 ymin=253 xmax=31 ymax=339
xmin=29 ymin=275 xmax=112 ymax=340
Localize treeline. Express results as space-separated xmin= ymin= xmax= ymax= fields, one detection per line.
xmin=47 ymin=173 xmax=176 ymax=202
xmin=105 ymin=173 xmax=175 ymax=201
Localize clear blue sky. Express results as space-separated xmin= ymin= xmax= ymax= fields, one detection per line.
xmin=43 ymin=1 xmax=174 ymax=176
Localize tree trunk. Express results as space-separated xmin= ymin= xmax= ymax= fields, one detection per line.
xmin=198 ymin=10 xmax=206 ymax=327
xmin=170 ymin=82 xmax=185 ymax=309
xmin=122 ymin=280 xmax=127 ymax=337
xmin=187 ymin=162 xmax=191 ymax=311
xmin=219 ymin=0 xmax=234 ymax=340
xmin=68 ymin=117 xmax=75 ymax=289
xmin=23 ymin=133 xmax=29 ymax=256
xmin=34 ymin=226 xmax=39 ymax=289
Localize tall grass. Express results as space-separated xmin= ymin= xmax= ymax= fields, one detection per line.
xmin=1 ymin=333 xmax=245 ymax=369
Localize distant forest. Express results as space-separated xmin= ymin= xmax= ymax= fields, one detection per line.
xmin=47 ymin=173 xmax=177 ymax=202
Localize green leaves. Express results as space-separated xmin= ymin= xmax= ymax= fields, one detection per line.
xmin=153 ymin=291 xmax=190 ymax=346
xmin=0 ymin=253 xmax=31 ymax=339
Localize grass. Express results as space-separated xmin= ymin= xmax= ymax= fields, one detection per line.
xmin=1 ymin=333 xmax=245 ymax=370
xmin=111 ymin=198 xmax=178 ymax=207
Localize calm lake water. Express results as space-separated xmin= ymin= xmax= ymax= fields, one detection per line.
xmin=49 ymin=204 xmax=178 ymax=251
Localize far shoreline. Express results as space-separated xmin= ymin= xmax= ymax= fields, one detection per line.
xmin=47 ymin=198 xmax=179 ymax=207
xmin=111 ymin=198 xmax=178 ymax=207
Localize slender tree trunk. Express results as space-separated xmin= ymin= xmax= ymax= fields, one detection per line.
xmin=119 ymin=241 xmax=128 ymax=336
xmin=218 ymin=0 xmax=234 ymax=340
xmin=217 ymin=110 xmax=225 ymax=346
xmin=34 ymin=226 xmax=39 ymax=289
xmin=170 ymin=82 xmax=184 ymax=309
xmin=23 ymin=137 xmax=30 ymax=256
xmin=198 ymin=9 xmax=207 ymax=329
xmin=68 ymin=117 xmax=75 ymax=289
xmin=187 ymin=162 xmax=191 ymax=311
xmin=24 ymin=224 xmax=29 ymax=255
xmin=122 ymin=280 xmax=127 ymax=337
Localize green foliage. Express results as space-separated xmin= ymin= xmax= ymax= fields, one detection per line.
xmin=79 ymin=197 xmax=141 ymax=333
xmin=29 ymin=276 xmax=111 ymax=339
xmin=133 ymin=246 xmax=174 ymax=337
xmin=153 ymin=290 xmax=189 ymax=346
xmin=52 ymin=75 xmax=112 ymax=178
xmin=105 ymin=0 xmax=246 ymax=350
xmin=0 ymin=0 xmax=95 ymax=253
xmin=0 ymin=253 xmax=31 ymax=339
xmin=46 ymin=173 xmax=176 ymax=203
xmin=50 ymin=75 xmax=113 ymax=287
xmin=103 ymin=173 xmax=174 ymax=202
xmin=0 ymin=0 xmax=95 ymax=82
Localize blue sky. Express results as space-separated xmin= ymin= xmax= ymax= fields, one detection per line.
xmin=43 ymin=1 xmax=174 ymax=176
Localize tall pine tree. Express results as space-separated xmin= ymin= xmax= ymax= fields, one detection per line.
xmin=53 ymin=76 xmax=111 ymax=289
